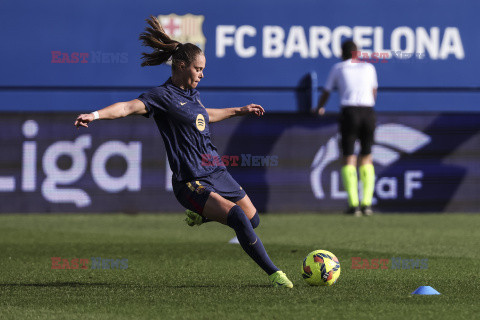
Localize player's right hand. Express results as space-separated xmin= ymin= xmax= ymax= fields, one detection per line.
xmin=74 ymin=113 xmax=94 ymax=129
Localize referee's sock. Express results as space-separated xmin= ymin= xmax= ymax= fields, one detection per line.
xmin=227 ymin=205 xmax=279 ymax=275
xmin=341 ymin=165 xmax=359 ymax=207
xmin=359 ymin=164 xmax=375 ymax=206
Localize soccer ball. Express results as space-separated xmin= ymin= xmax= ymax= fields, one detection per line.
xmin=301 ymin=250 xmax=341 ymax=286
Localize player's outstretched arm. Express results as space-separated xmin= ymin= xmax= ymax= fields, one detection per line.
xmin=74 ymin=99 xmax=147 ymax=128
xmin=206 ymin=104 xmax=265 ymax=123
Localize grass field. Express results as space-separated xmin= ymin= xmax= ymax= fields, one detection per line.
xmin=0 ymin=213 xmax=479 ymax=319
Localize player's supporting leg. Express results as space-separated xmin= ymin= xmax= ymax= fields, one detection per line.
xmin=203 ymin=192 xmax=292 ymax=288
xmin=359 ymin=155 xmax=375 ymax=216
xmin=341 ymin=155 xmax=361 ymax=216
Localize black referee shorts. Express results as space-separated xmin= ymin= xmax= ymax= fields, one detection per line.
xmin=339 ymin=106 xmax=376 ymax=156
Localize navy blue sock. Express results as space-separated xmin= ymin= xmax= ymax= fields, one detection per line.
xmin=227 ymin=205 xmax=278 ymax=275
xmin=250 ymin=211 xmax=260 ymax=229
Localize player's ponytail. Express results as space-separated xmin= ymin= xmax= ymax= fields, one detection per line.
xmin=139 ymin=15 xmax=203 ymax=70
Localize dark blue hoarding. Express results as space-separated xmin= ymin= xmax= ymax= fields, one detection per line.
xmin=0 ymin=113 xmax=478 ymax=213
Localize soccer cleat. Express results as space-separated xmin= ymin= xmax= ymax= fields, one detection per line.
xmin=184 ymin=209 xmax=203 ymax=227
xmin=361 ymin=205 xmax=374 ymax=216
xmin=269 ymin=271 xmax=293 ymax=288
xmin=345 ymin=206 xmax=362 ymax=217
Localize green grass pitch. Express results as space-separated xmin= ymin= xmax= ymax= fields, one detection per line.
xmin=0 ymin=213 xmax=479 ymax=319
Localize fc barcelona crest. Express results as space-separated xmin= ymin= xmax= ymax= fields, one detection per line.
xmin=158 ymin=14 xmax=206 ymax=52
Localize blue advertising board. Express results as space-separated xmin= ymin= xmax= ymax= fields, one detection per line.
xmin=0 ymin=113 xmax=479 ymax=213
xmin=0 ymin=0 xmax=479 ymax=112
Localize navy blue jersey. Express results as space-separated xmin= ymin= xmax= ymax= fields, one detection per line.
xmin=138 ymin=78 xmax=222 ymax=182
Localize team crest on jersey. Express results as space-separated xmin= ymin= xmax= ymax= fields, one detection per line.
xmin=158 ymin=14 xmax=206 ymax=52
xmin=196 ymin=114 xmax=206 ymax=132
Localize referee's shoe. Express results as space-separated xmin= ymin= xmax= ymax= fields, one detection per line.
xmin=361 ymin=205 xmax=374 ymax=216
xmin=346 ymin=206 xmax=362 ymax=217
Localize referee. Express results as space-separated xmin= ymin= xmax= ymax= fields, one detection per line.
xmin=315 ymin=40 xmax=377 ymax=216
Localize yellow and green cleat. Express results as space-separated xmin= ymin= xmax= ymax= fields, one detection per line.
xmin=184 ymin=209 xmax=204 ymax=227
xmin=269 ymin=271 xmax=293 ymax=288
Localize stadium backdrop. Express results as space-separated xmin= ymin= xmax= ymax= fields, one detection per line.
xmin=0 ymin=0 xmax=479 ymax=213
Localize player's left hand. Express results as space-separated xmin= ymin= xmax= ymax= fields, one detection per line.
xmin=239 ymin=104 xmax=265 ymax=116
xmin=74 ymin=113 xmax=94 ymax=129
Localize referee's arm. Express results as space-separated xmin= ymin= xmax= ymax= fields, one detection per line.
xmin=316 ymin=65 xmax=336 ymax=116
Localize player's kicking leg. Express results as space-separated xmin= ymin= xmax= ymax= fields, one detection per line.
xmin=203 ymin=192 xmax=293 ymax=288
xmin=234 ymin=195 xmax=291 ymax=287
xmin=269 ymin=271 xmax=294 ymax=288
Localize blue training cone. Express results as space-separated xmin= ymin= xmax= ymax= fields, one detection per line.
xmin=411 ymin=286 xmax=441 ymax=295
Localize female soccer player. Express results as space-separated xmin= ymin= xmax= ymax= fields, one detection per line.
xmin=74 ymin=16 xmax=293 ymax=288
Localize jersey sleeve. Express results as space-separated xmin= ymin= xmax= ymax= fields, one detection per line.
xmin=137 ymin=87 xmax=169 ymax=118
xmin=324 ymin=65 xmax=338 ymax=92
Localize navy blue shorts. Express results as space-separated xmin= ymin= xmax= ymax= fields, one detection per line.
xmin=172 ymin=169 xmax=246 ymax=214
